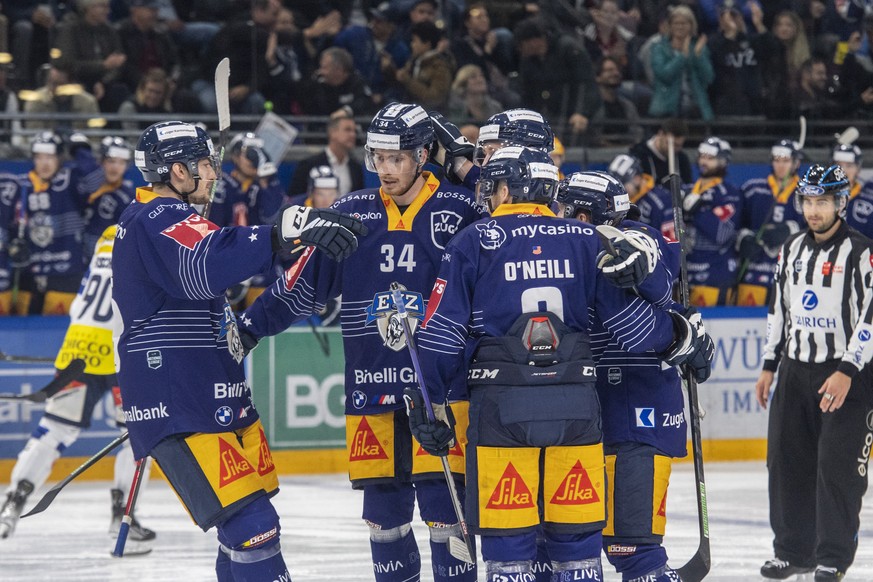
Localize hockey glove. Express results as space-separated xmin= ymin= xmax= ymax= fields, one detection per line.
xmin=736 ymin=232 xmax=761 ymax=261
xmin=626 ymin=203 xmax=642 ymax=222
xmin=245 ymin=146 xmax=277 ymax=178
xmin=429 ymin=111 xmax=474 ymax=184
xmin=67 ymin=132 xmax=91 ymax=156
xmin=596 ymin=227 xmax=658 ymax=289
xmin=8 ymin=238 xmax=30 ymax=268
xmin=238 ymin=326 xmax=259 ymax=357
xmin=660 ymin=309 xmax=714 ymax=382
xmin=404 ymin=388 xmax=456 ymax=457
xmin=274 ymin=205 xmax=368 ymax=261
xmin=759 ymin=222 xmax=791 ymax=250
xmin=682 ymin=190 xmax=712 ymax=218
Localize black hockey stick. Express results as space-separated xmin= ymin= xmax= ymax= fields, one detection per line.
xmin=22 ymin=432 xmax=130 ymax=518
xmin=390 ymin=282 xmax=475 ymax=565
xmin=0 ymin=350 xmax=56 ymax=363
xmin=666 ymin=172 xmax=711 ymax=582
xmin=112 ymin=457 xmax=150 ymax=557
xmin=0 ymin=358 xmax=86 ymax=403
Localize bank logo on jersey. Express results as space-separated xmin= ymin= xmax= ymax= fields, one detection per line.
xmin=487 ymin=462 xmax=535 ymax=509
xmin=476 ymin=220 xmax=507 ymax=250
xmin=802 ymin=290 xmax=818 ymax=310
xmin=365 ymin=286 xmax=424 ymax=352
xmin=218 ymin=437 xmax=255 ymax=487
xmin=635 ymin=408 xmax=655 ymax=428
xmin=430 ymin=210 xmax=464 ymax=250
xmin=349 ymin=417 xmax=389 ymax=461
xmin=550 ymin=461 xmax=601 ymax=505
xmin=160 ymin=213 xmax=219 ymax=249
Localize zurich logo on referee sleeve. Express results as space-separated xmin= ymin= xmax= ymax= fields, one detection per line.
xmin=635 ymin=408 xmax=655 ymax=428
xmin=802 ymin=290 xmax=818 ymax=310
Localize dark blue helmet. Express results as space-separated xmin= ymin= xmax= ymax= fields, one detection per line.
xmin=308 ymin=165 xmax=339 ymax=193
xmin=228 ymin=131 xmax=264 ymax=157
xmin=698 ymin=136 xmax=732 ymax=165
xmin=832 ymin=143 xmax=862 ymax=166
xmin=366 ymin=103 xmax=434 ymax=152
xmin=556 ymin=171 xmax=631 ymax=226
xmin=771 ymin=138 xmax=802 ymax=161
xmin=477 ymin=146 xmax=559 ymax=206
xmin=475 ymin=109 xmax=554 ymax=165
xmin=607 ymin=154 xmax=643 ymax=185
xmin=794 ymin=164 xmax=850 ymax=213
xmin=135 ymin=121 xmax=214 ymax=183
xmin=31 ymin=131 xmax=64 ymax=156
xmin=99 ymin=136 xmax=132 ymax=161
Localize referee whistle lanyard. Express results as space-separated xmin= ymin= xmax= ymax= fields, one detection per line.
xmin=768 ymin=174 xmax=799 ymax=204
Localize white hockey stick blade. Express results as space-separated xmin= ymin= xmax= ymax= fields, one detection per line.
xmin=214 ymin=57 xmax=230 ymax=132
xmin=797 ymin=115 xmax=807 ymax=150
xmin=448 ymin=535 xmax=474 ymax=564
xmin=837 ymin=126 xmax=860 ymax=146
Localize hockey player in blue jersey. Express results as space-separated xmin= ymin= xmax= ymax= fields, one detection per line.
xmin=736 ymin=139 xmax=806 ymax=306
xmin=608 ymin=154 xmax=677 ymax=242
xmin=238 ymin=102 xmax=485 ymax=582
xmin=412 ymin=146 xmax=713 ymax=582
xmin=80 ymin=136 xmax=135 ymax=261
xmin=113 ymin=120 xmax=365 ymax=581
xmin=832 ymin=143 xmax=873 ymax=239
xmin=556 ymin=171 xmax=689 ymax=582
xmin=681 ymin=137 xmax=743 ymax=306
xmin=287 ymin=165 xmax=341 ymax=209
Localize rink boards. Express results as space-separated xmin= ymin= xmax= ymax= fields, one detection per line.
xmin=0 ymin=307 xmax=769 ymax=481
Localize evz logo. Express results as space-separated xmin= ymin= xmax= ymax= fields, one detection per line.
xmin=365 ymin=285 xmax=424 ymax=352
xmin=802 ymin=290 xmax=818 ymax=310
xmin=430 ymin=210 xmax=463 ymax=250
xmin=475 ymin=220 xmax=506 ymax=250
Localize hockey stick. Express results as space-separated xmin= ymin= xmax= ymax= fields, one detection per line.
xmin=0 ymin=350 xmax=56 ymax=363
xmin=0 ymin=358 xmax=86 ymax=403
xmin=203 ymin=57 xmax=230 ymax=220
xmin=112 ymin=457 xmax=150 ymax=557
xmin=389 ymin=282 xmax=475 ymax=565
xmin=797 ymin=115 xmax=807 ymax=150
xmin=22 ymin=432 xmax=130 ymax=518
xmin=836 ymin=126 xmax=860 ymax=146
xmin=666 ymin=173 xmax=711 ymax=582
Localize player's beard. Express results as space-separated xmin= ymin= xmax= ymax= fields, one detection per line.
xmin=186 ymin=178 xmax=214 ymax=205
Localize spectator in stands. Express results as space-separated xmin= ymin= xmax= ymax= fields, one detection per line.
xmin=116 ymin=0 xmax=179 ymax=95
xmin=333 ymin=3 xmax=410 ymax=108
xmin=22 ymin=63 xmax=100 ymax=131
xmin=394 ymin=0 xmax=440 ymax=45
xmin=152 ymin=0 xmax=224 ymax=61
xmin=649 ymin=5 xmax=715 ymax=121
xmin=264 ymin=6 xmax=306 ymax=115
xmin=628 ymin=117 xmax=693 ymax=184
xmin=117 ymin=67 xmax=172 ymax=132
xmin=791 ymin=57 xmax=843 ymax=119
xmin=708 ymin=3 xmax=764 ymax=116
xmin=288 ymin=107 xmax=364 ymax=198
xmin=754 ymin=9 xmax=811 ymax=119
xmin=383 ymin=21 xmax=454 ymax=110
xmin=5 ymin=2 xmax=61 ymax=89
xmin=590 ymin=55 xmax=643 ymax=146
xmin=582 ymin=0 xmax=636 ymax=76
xmin=836 ymin=16 xmax=873 ymax=118
xmin=446 ymin=64 xmax=503 ymax=123
xmin=450 ymin=3 xmax=516 ymax=107
xmin=54 ymin=0 xmax=129 ymax=113
xmin=300 ymin=47 xmax=375 ymax=116
xmin=0 ymin=60 xmax=23 ymax=147
xmin=513 ymin=17 xmax=601 ymax=141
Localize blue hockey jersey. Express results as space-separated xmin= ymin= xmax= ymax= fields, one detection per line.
xmin=416 ymin=204 xmax=677 ymax=404
xmin=113 ymin=188 xmax=276 ymax=459
xmin=240 ymin=172 xmax=485 ymax=415
xmin=631 ymin=177 xmax=677 ymax=242
xmin=79 ymin=168 xmax=135 ymax=262
xmin=683 ymin=178 xmax=743 ymax=288
xmin=846 ymin=181 xmax=873 ymax=239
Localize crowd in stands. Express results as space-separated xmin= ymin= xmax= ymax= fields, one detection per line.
xmin=0 ymin=0 xmax=872 ymax=142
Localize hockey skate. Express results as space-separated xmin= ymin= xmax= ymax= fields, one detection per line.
xmin=760 ymin=558 xmax=814 ymax=579
xmin=108 ymin=488 xmax=156 ymax=556
xmin=0 ymin=480 xmax=34 ymax=539
xmin=814 ymin=566 xmax=845 ymax=581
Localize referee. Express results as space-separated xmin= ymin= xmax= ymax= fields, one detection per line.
xmin=756 ymin=164 xmax=873 ymax=582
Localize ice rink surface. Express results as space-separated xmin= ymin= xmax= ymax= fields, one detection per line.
xmin=1 ymin=461 xmax=873 ymax=581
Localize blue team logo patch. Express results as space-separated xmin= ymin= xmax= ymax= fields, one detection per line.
xmin=475 ymin=220 xmax=506 ymax=250
xmin=352 ymin=390 xmax=367 ymax=409
xmin=215 ymin=406 xmax=234 ymax=426
xmin=608 ymin=368 xmax=621 ymax=385
xmin=635 ymin=408 xmax=655 ymax=428
xmin=146 ymin=350 xmax=162 ymax=370
xmin=365 ymin=285 xmax=424 ymax=352
xmin=431 ymin=210 xmax=464 ymax=250
xmin=860 ymin=330 xmax=871 ymax=342
xmin=802 ymin=290 xmax=818 ymax=310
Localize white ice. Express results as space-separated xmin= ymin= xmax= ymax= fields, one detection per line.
xmin=1 ymin=461 xmax=873 ymax=581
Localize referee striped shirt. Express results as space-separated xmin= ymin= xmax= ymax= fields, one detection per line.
xmin=763 ymin=221 xmax=873 ymax=377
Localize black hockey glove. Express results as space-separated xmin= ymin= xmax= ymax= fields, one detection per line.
xmin=596 ymin=228 xmax=657 ymax=289
xmin=244 ymin=146 xmax=277 ymax=178
xmin=736 ymin=232 xmax=761 ymax=261
xmin=759 ymin=222 xmax=791 ymax=250
xmin=626 ymin=203 xmax=642 ymax=222
xmin=404 ymin=388 xmax=456 ymax=457
xmin=660 ymin=308 xmax=714 ymax=382
xmin=274 ymin=205 xmax=368 ymax=261
xmin=8 ymin=238 xmax=30 ymax=268
xmin=238 ymin=326 xmax=259 ymax=357
xmin=67 ymin=132 xmax=91 ymax=156
xmin=429 ymin=111 xmax=474 ymax=185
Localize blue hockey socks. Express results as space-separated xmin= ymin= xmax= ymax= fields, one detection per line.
xmin=605 ymin=542 xmax=669 ymax=580
xmin=369 ymin=523 xmax=421 ymax=582
xmin=429 ymin=524 xmax=477 ymax=581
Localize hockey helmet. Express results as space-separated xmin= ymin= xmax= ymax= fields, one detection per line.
xmin=135 ymin=121 xmax=215 ymax=183
xmin=308 ymin=165 xmax=340 ymax=193
xmin=607 ymin=154 xmax=643 ymax=186
xmin=697 ymin=136 xmax=732 ymax=165
xmin=365 ymin=103 xmax=434 ymax=172
xmin=832 ymin=143 xmax=862 ymax=166
xmin=475 ymin=108 xmax=554 ymax=166
xmin=770 ymin=138 xmax=803 ymax=161
xmin=228 ymin=131 xmax=265 ymax=157
xmin=556 ymin=171 xmax=631 ymax=226
xmin=100 ymin=136 xmax=132 ymax=161
xmin=794 ymin=164 xmax=849 ymax=214
xmin=476 ymin=146 xmax=559 ymax=207
xmin=31 ymin=131 xmax=64 ymax=157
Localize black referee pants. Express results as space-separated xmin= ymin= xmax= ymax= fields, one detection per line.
xmin=767 ymin=358 xmax=873 ymax=571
